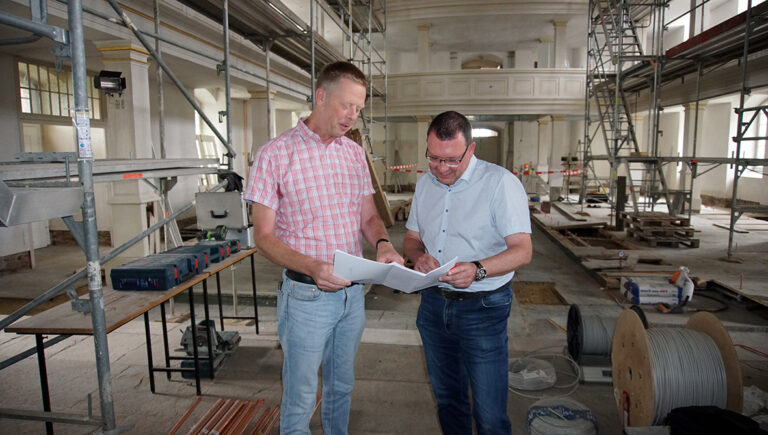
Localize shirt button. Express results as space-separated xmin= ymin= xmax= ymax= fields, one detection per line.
xmin=445 ymin=209 xmax=448 ymax=212
xmin=438 ymin=250 xmax=442 ymax=253
xmin=442 ymin=229 xmax=445 ymax=232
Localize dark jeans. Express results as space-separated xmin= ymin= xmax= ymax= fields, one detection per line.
xmin=417 ymin=285 xmax=513 ymax=435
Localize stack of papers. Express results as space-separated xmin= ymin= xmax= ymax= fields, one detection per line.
xmin=332 ymin=250 xmax=457 ymax=293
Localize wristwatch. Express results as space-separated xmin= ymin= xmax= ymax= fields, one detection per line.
xmin=472 ymin=261 xmax=487 ymax=281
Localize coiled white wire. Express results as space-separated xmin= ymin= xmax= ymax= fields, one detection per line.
xmin=508 ymin=346 xmax=581 ymax=400
xmin=509 ymin=357 xmax=557 ymax=391
xmin=580 ymin=315 xmax=615 ymax=357
xmin=647 ymin=328 xmax=727 ymax=424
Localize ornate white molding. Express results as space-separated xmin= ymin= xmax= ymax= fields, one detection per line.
xmin=387 ymin=0 xmax=587 ymax=22
xmin=375 ymin=69 xmax=586 ymax=117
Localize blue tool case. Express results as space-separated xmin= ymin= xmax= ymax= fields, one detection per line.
xmin=162 ymin=246 xmax=209 ymax=272
xmin=111 ymin=253 xmax=197 ymax=290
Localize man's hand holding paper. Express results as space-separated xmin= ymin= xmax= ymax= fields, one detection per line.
xmin=333 ymin=250 xmax=457 ymax=293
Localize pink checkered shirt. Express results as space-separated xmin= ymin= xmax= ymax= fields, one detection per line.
xmin=244 ymin=118 xmax=374 ymax=263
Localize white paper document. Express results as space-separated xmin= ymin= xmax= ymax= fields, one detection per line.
xmin=333 ymin=250 xmax=457 ymax=293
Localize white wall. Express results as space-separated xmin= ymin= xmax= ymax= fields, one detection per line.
xmin=150 ymin=76 xmax=199 ymax=211
xmin=512 ymin=121 xmax=539 ymax=171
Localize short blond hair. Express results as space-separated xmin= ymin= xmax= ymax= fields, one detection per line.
xmin=316 ymin=61 xmax=368 ymax=90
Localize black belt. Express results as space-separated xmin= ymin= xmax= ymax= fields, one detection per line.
xmin=285 ymin=269 xmax=362 ymax=288
xmin=285 ymin=269 xmax=316 ymax=285
xmin=429 ymin=281 xmax=511 ymax=301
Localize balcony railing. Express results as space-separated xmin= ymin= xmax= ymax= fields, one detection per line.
xmin=375 ymin=69 xmax=586 ymax=117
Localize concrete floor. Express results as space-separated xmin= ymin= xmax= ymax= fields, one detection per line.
xmin=1 ymin=208 xmax=768 ymax=434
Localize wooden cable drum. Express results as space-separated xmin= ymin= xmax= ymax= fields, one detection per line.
xmin=611 ymin=311 xmax=742 ymax=427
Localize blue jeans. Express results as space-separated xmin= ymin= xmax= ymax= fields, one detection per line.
xmin=277 ymin=270 xmax=366 ymax=435
xmin=416 ymin=286 xmax=513 ymax=435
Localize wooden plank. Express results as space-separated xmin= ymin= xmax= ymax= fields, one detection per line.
xmin=6 ymin=274 xmax=209 ymax=335
xmin=551 ymin=202 xmax=587 ymax=221
xmin=364 ymin=151 xmax=395 ymax=227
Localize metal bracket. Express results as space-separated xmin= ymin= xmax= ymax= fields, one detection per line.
xmin=218 ymin=110 xmax=227 ymax=122
xmin=67 ymin=288 xmax=91 ymax=314
xmin=51 ymin=42 xmax=72 ymax=72
xmin=216 ymin=62 xmax=225 ymax=75
xmin=62 ymin=216 xmax=87 ymax=253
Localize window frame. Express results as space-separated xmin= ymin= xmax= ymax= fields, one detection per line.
xmin=16 ymin=58 xmax=107 ymax=128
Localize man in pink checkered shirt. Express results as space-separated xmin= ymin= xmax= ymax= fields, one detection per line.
xmin=244 ymin=61 xmax=403 ymax=434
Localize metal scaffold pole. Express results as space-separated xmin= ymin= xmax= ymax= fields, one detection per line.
xmin=68 ymin=0 xmax=116 ymax=430
xmin=223 ymin=0 xmax=233 ymax=170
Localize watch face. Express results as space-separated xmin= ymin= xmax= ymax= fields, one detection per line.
xmin=474 ymin=262 xmax=486 ymax=281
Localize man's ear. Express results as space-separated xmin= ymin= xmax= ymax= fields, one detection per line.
xmin=315 ymin=87 xmax=326 ymax=106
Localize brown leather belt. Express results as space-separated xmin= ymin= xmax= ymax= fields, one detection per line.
xmin=429 ymin=280 xmax=511 ymax=301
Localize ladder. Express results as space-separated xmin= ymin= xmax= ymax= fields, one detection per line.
xmin=584 ymin=0 xmax=673 ymax=214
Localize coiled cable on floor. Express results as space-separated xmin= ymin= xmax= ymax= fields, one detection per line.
xmin=508 ymin=357 xmax=557 ymax=391
xmin=647 ymin=328 xmax=727 ymax=424
xmin=508 ymin=346 xmax=581 ymax=399
xmin=526 ymin=397 xmax=598 ymax=435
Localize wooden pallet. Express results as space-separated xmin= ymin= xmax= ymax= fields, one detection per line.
xmin=620 ymin=211 xmax=690 ymax=228
xmin=626 ymin=227 xmax=700 ymax=248
xmin=621 ymin=211 xmax=699 ymax=248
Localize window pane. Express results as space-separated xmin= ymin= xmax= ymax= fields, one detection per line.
xmin=30 ymin=89 xmax=41 ymax=113
xmin=21 ymin=98 xmax=30 ymax=113
xmin=51 ymin=94 xmax=60 ymax=116
xmin=41 ymin=92 xmax=51 ymax=115
xmin=50 ymin=72 xmax=59 ymax=92
xmin=20 ymin=88 xmax=29 ymax=99
xmin=88 ymin=98 xmax=93 ymax=117
xmin=18 ymin=62 xmax=29 ymax=88
xmin=92 ymin=98 xmax=101 ymax=119
xmin=87 ymin=79 xmax=93 ymax=97
xmin=40 ymin=68 xmax=49 ymax=91
xmin=29 ymin=65 xmax=39 ymax=90
xmin=59 ymin=75 xmax=67 ymax=95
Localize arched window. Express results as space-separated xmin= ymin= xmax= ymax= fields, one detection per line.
xmin=461 ymin=54 xmax=503 ymax=70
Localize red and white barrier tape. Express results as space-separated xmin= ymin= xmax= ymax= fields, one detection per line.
xmin=385 ymin=163 xmax=417 ymax=170
xmin=387 ymin=166 xmax=582 ymax=176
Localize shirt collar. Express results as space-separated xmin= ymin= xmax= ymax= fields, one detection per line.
xmin=297 ymin=116 xmax=343 ymax=147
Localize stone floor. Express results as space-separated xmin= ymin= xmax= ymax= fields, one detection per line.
xmin=1 ymin=205 xmax=767 ymax=434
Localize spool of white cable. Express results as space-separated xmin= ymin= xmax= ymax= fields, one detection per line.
xmin=612 ymin=311 xmax=743 ymax=427
xmin=526 ymin=397 xmax=598 ymax=435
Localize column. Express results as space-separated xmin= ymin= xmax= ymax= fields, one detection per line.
xmin=416 ymin=116 xmax=431 ymax=180
xmin=417 ymin=25 xmax=431 ymax=72
xmin=553 ymin=21 xmax=568 ymax=68
xmin=537 ymin=116 xmax=552 ymax=173
xmin=248 ymin=89 xmax=276 ymax=157
xmin=96 ymin=40 xmax=159 ymax=261
xmin=549 ymin=116 xmax=567 ymax=195
xmin=449 ymin=51 xmax=459 ymax=70
xmin=682 ymin=102 xmax=707 ymax=211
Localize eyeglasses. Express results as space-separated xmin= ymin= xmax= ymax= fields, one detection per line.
xmin=425 ymin=147 xmax=469 ymax=168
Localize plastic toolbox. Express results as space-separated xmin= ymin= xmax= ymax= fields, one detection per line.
xmin=162 ymin=246 xmax=209 ymax=271
xmin=225 ymin=239 xmax=241 ymax=254
xmin=111 ymin=253 xmax=197 ymax=290
xmin=198 ymin=240 xmax=230 ymax=263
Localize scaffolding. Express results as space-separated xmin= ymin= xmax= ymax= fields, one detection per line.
xmin=0 ymin=0 xmax=386 ymax=432
xmin=581 ymin=0 xmax=768 ymax=250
